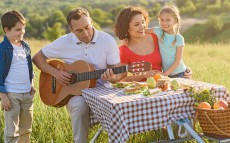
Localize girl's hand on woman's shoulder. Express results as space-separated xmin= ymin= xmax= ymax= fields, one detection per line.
xmin=145 ymin=28 xmax=154 ymax=34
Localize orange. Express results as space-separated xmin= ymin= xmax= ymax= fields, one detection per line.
xmin=198 ymin=102 xmax=211 ymax=109
xmin=153 ymin=74 xmax=162 ymax=82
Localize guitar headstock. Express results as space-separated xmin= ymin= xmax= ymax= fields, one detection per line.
xmin=128 ymin=61 xmax=152 ymax=73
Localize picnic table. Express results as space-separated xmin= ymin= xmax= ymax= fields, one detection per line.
xmin=83 ymin=78 xmax=230 ymax=143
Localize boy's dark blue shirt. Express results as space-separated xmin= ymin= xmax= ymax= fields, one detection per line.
xmin=0 ymin=36 xmax=33 ymax=93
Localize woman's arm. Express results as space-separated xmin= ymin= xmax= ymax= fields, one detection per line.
xmin=163 ymin=45 xmax=184 ymax=76
xmin=120 ymin=70 xmax=162 ymax=82
xmin=120 ymin=74 xmax=146 ymax=82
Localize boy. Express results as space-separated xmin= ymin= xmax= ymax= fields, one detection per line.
xmin=0 ymin=10 xmax=35 ymax=143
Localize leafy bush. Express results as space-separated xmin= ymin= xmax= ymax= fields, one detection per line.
xmin=180 ymin=1 xmax=196 ymax=16
xmin=206 ymin=15 xmax=223 ymax=36
xmin=42 ymin=22 xmax=66 ymax=41
xmin=222 ymin=0 xmax=230 ymax=12
xmin=205 ymin=3 xmax=221 ymax=14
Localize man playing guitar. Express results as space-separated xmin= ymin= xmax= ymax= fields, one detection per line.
xmin=32 ymin=7 xmax=123 ymax=143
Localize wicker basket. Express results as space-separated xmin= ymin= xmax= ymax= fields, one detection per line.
xmin=194 ymin=107 xmax=230 ymax=137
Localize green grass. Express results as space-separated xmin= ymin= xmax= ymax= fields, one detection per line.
xmin=0 ymin=39 xmax=230 ymax=143
xmin=184 ymin=43 xmax=230 ymax=90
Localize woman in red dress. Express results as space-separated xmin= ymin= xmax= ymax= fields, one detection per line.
xmin=114 ymin=6 xmax=191 ymax=81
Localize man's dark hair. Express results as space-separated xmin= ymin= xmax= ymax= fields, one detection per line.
xmin=66 ymin=7 xmax=90 ymax=26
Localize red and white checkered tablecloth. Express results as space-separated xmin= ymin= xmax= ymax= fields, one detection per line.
xmin=82 ymin=78 xmax=230 ymax=143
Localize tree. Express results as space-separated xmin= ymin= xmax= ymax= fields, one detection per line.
xmin=205 ymin=0 xmax=221 ymax=14
xmin=180 ymin=1 xmax=196 ymax=16
xmin=193 ymin=0 xmax=206 ymax=12
xmin=175 ymin=0 xmax=188 ymax=8
xmin=130 ymin=0 xmax=148 ymax=7
xmin=42 ymin=22 xmax=66 ymax=41
xmin=26 ymin=13 xmax=47 ymax=39
xmin=110 ymin=5 xmax=126 ymax=21
xmin=149 ymin=2 xmax=161 ymax=19
xmin=48 ymin=10 xmax=66 ymax=27
xmin=206 ymin=15 xmax=223 ymax=36
xmin=90 ymin=8 xmax=113 ymax=27
xmin=222 ymin=0 xmax=230 ymax=12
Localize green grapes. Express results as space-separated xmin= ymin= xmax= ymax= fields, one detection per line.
xmin=187 ymin=87 xmax=217 ymax=108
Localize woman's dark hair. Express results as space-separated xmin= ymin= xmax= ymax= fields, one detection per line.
xmin=114 ymin=6 xmax=149 ymax=40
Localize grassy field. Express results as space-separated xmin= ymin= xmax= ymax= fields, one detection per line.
xmin=0 ymin=39 xmax=230 ymax=143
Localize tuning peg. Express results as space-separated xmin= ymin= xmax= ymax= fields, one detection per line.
xmin=133 ymin=72 xmax=139 ymax=75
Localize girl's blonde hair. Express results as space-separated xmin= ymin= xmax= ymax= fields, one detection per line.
xmin=158 ymin=5 xmax=181 ymax=46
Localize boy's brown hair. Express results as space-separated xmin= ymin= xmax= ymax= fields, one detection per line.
xmin=1 ymin=10 xmax=26 ymax=33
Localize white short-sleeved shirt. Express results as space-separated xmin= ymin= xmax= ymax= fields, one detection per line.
xmin=154 ymin=27 xmax=186 ymax=75
xmin=42 ymin=29 xmax=120 ymax=85
xmin=5 ymin=44 xmax=31 ymax=93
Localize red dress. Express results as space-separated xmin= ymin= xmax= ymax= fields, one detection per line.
xmin=119 ymin=33 xmax=162 ymax=71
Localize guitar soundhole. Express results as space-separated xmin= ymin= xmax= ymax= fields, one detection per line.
xmin=69 ymin=72 xmax=78 ymax=86
xmin=52 ymin=76 xmax=56 ymax=94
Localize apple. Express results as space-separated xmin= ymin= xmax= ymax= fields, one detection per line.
xmin=213 ymin=100 xmax=229 ymax=109
xmin=218 ymin=100 xmax=229 ymax=108
xmin=171 ymin=79 xmax=180 ymax=91
xmin=146 ymin=77 xmax=156 ymax=88
xmin=217 ymin=107 xmax=224 ymax=110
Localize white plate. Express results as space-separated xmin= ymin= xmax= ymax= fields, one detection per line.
xmin=104 ymin=82 xmax=133 ymax=89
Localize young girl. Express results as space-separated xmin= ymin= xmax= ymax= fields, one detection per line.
xmin=146 ymin=5 xmax=187 ymax=78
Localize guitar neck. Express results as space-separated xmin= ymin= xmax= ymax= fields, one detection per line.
xmin=72 ymin=65 xmax=127 ymax=83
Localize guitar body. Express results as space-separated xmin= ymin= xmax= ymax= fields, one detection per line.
xmin=39 ymin=60 xmax=151 ymax=107
xmin=39 ymin=60 xmax=96 ymax=107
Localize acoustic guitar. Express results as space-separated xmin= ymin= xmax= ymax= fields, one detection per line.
xmin=39 ymin=60 xmax=152 ymax=107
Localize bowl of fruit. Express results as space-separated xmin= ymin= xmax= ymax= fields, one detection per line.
xmin=193 ymin=88 xmax=230 ymax=137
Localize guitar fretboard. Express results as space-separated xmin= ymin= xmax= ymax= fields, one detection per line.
xmin=71 ymin=65 xmax=127 ymax=83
